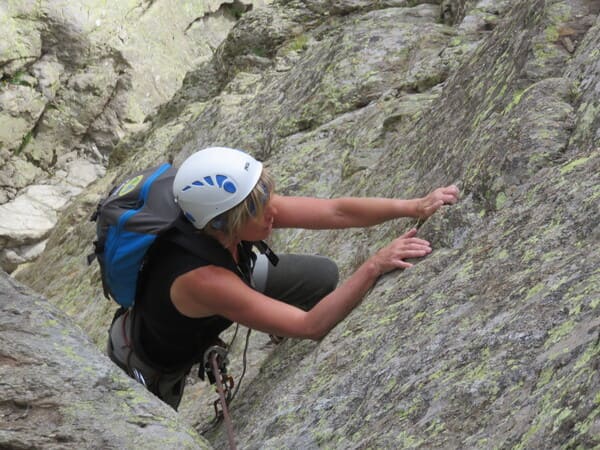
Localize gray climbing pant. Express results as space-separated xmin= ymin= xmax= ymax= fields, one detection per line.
xmin=107 ymin=309 xmax=190 ymax=409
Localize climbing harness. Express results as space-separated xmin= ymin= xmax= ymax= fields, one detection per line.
xmin=200 ymin=326 xmax=252 ymax=450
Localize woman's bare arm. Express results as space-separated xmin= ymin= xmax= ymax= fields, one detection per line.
xmin=170 ymin=229 xmax=430 ymax=340
xmin=271 ymin=185 xmax=459 ymax=230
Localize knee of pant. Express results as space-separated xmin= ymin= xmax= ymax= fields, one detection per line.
xmin=317 ymin=257 xmax=339 ymax=296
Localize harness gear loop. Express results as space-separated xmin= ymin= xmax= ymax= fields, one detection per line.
xmin=203 ymin=345 xmax=230 ymax=388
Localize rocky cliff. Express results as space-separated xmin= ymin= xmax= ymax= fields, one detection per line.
xmin=4 ymin=0 xmax=600 ymax=449
xmin=0 ymin=0 xmax=268 ymax=272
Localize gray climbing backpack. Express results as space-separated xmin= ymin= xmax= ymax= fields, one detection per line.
xmin=89 ymin=163 xmax=181 ymax=308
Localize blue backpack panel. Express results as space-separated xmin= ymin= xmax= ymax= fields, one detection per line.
xmin=89 ymin=163 xmax=181 ymax=308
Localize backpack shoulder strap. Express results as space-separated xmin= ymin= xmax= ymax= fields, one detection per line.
xmin=164 ymin=215 xmax=238 ymax=271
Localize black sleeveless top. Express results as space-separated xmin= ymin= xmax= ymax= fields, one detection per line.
xmin=135 ymin=227 xmax=255 ymax=368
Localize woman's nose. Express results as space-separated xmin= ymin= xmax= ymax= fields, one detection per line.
xmin=264 ymin=202 xmax=276 ymax=219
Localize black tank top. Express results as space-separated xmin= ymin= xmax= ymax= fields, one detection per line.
xmin=135 ymin=228 xmax=254 ymax=368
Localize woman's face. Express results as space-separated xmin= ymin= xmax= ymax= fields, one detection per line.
xmin=237 ymin=199 xmax=276 ymax=242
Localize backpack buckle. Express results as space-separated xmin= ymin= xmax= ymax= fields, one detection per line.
xmin=255 ymin=240 xmax=279 ymax=266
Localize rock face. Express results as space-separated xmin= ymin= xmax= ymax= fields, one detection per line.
xmin=10 ymin=0 xmax=600 ymax=449
xmin=0 ymin=271 xmax=211 ymax=449
xmin=0 ymin=0 xmax=269 ymax=271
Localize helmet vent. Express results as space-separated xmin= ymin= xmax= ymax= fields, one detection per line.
xmin=181 ymin=175 xmax=237 ymax=195
xmin=216 ymin=175 xmax=237 ymax=193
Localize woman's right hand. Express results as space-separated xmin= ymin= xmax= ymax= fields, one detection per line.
xmin=370 ymin=228 xmax=432 ymax=275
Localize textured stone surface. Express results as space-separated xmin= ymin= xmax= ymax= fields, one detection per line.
xmin=0 ymin=0 xmax=269 ymax=271
xmin=11 ymin=0 xmax=600 ymax=448
xmin=0 ymin=271 xmax=211 ymax=449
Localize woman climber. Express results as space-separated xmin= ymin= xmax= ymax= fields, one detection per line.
xmin=107 ymin=146 xmax=459 ymax=409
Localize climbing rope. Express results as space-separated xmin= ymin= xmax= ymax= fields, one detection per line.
xmin=229 ymin=327 xmax=252 ymax=401
xmin=199 ymin=327 xmax=252 ymax=449
xmin=209 ymin=350 xmax=237 ymax=450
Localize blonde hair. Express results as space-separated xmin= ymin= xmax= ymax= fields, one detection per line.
xmin=203 ymin=168 xmax=274 ymax=243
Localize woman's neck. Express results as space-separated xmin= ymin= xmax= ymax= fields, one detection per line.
xmin=227 ymin=242 xmax=240 ymax=262
xmin=208 ymin=230 xmax=240 ymax=262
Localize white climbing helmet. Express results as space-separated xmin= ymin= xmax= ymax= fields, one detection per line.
xmin=173 ymin=147 xmax=263 ymax=229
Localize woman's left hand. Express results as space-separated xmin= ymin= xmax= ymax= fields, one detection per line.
xmin=417 ymin=185 xmax=459 ymax=219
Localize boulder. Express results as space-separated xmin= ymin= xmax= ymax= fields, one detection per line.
xmin=0 ymin=271 xmax=212 ymax=449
